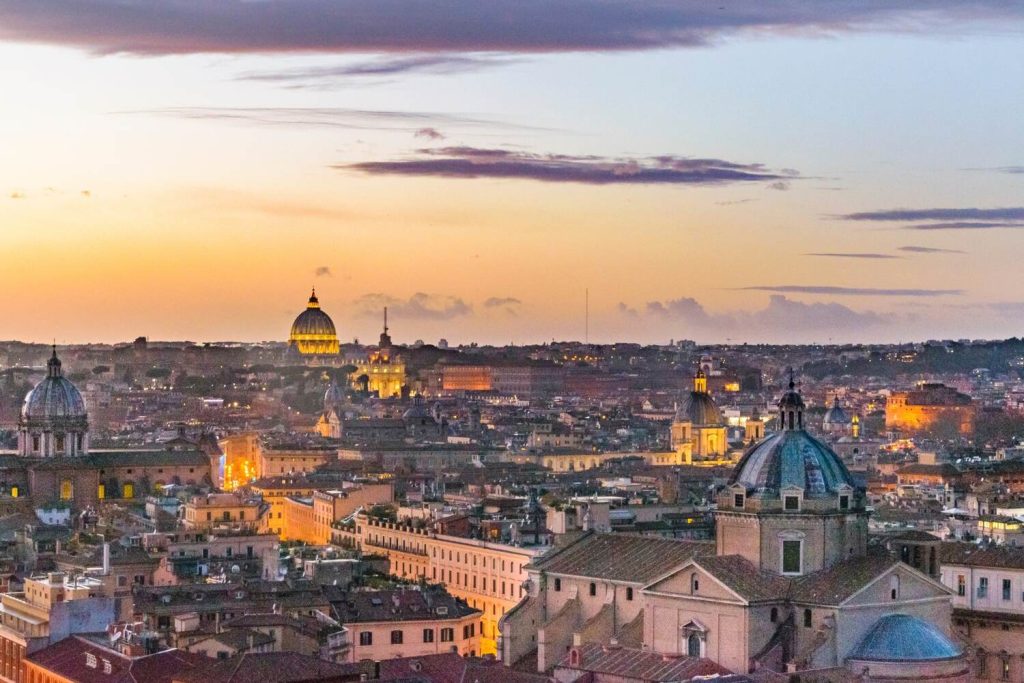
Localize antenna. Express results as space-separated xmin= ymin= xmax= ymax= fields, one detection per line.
xmin=383 ymin=306 xmax=388 ymax=335
xmin=585 ymin=288 xmax=589 ymax=345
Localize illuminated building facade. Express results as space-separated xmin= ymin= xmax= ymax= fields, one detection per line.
xmin=670 ymin=369 xmax=727 ymax=460
xmin=352 ymin=308 xmax=406 ymax=398
xmin=886 ymin=383 xmax=976 ymax=436
xmin=288 ymin=289 xmax=340 ymax=357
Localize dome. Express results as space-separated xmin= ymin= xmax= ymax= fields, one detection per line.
xmin=323 ymin=379 xmax=345 ymax=410
xmin=851 ymin=614 xmax=962 ymax=662
xmin=823 ymin=397 xmax=852 ymax=427
xmin=21 ymin=349 xmax=87 ymax=426
xmin=729 ymin=429 xmax=857 ymax=496
xmin=289 ymin=289 xmax=340 ymax=355
xmin=676 ymin=392 xmax=723 ymax=426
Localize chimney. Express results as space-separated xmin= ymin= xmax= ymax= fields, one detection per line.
xmin=103 ymin=543 xmax=111 ymax=575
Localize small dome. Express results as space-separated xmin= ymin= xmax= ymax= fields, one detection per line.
xmin=676 ymin=392 xmax=723 ymax=426
xmin=823 ymin=397 xmax=852 ymax=427
xmin=729 ymin=429 xmax=857 ymax=496
xmin=22 ymin=349 xmax=87 ymax=425
xmin=851 ymin=614 xmax=962 ymax=661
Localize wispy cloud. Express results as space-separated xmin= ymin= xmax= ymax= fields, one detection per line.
xmin=352 ymin=292 xmax=472 ymax=320
xmin=9 ymin=191 xmax=26 ymax=199
xmin=740 ymin=285 xmax=962 ymax=297
xmin=963 ymin=166 xmax=1024 ymax=175
xmin=902 ymin=221 xmax=1024 ymax=231
xmin=898 ymin=245 xmax=966 ymax=254
xmin=314 ymin=266 xmax=332 ymax=277
xmin=838 ymin=207 xmax=1024 ymax=232
xmin=0 ymin=1 xmax=1020 ymax=56
xmin=483 ymin=297 xmax=521 ymax=308
xmin=237 ymin=54 xmax=518 ymax=87
xmin=119 ymin=107 xmax=535 ymax=134
xmin=414 ymin=127 xmax=445 ymax=140
xmin=339 ymin=146 xmax=796 ymax=186
xmin=804 ymin=252 xmax=900 ymax=260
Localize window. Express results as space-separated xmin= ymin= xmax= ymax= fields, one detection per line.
xmin=626 ymin=587 xmax=634 ymax=601
xmin=440 ymin=628 xmax=454 ymax=642
xmin=977 ymin=650 xmax=987 ymax=677
xmin=1003 ymin=579 xmax=1011 ymax=601
xmin=589 ymin=582 xmax=597 ymax=596
xmin=734 ymin=493 xmax=744 ymax=508
xmin=957 ymin=575 xmax=966 ymax=596
xmin=839 ymin=495 xmax=849 ymax=510
xmin=123 ymin=483 xmax=134 ymax=499
xmin=784 ymin=496 xmax=800 ymax=512
xmin=391 ymin=630 xmax=403 ymax=644
xmin=979 ymin=577 xmax=989 ymax=598
xmin=770 ymin=607 xmax=778 ymax=623
xmin=359 ymin=631 xmax=372 ymax=646
xmin=782 ymin=540 xmax=802 ymax=575
xmin=890 ymin=575 xmax=900 ymax=601
xmin=32 ymin=435 xmax=39 ymax=452
xmin=423 ymin=629 xmax=434 ymax=643
xmin=1000 ymin=653 xmax=1010 ymax=680
xmin=803 ymin=609 xmax=812 ymax=628
xmin=60 ymin=479 xmax=73 ymax=501
xmin=554 ymin=578 xmax=561 ymax=592
xmin=687 ymin=632 xmax=701 ymax=657
xmin=97 ymin=484 xmax=105 ymax=500
xmin=691 ymin=573 xmax=699 ymax=593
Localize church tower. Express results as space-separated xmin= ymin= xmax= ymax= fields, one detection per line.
xmin=18 ymin=347 xmax=89 ymax=457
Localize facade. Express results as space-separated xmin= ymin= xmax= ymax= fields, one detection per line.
xmin=339 ymin=514 xmax=543 ymax=655
xmin=255 ymin=479 xmax=393 ymax=540
xmin=351 ymin=310 xmax=406 ymax=398
xmin=886 ymin=383 xmax=977 ymax=436
xmin=288 ymin=289 xmax=340 ymax=357
xmin=502 ymin=377 xmax=969 ymax=682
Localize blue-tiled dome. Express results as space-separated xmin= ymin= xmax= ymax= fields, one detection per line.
xmin=21 ymin=349 xmax=87 ymax=426
xmin=823 ymin=397 xmax=852 ymax=427
xmin=729 ymin=429 xmax=856 ymax=496
xmin=851 ymin=614 xmax=962 ymax=661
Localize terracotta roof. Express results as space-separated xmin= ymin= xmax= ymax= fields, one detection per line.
xmin=533 ymin=533 xmax=714 ymax=583
xmin=192 ymin=628 xmax=275 ymax=652
xmin=941 ymin=542 xmax=1024 ymax=569
xmin=789 ymin=548 xmax=897 ymax=606
xmin=555 ymin=643 xmax=735 ymax=682
xmin=173 ymin=652 xmax=356 ymax=683
xmin=27 ymin=636 xmax=210 ymax=683
xmin=330 ymin=587 xmax=478 ymax=624
xmin=375 ymin=652 xmax=549 ymax=683
xmin=692 ymin=555 xmax=791 ymax=603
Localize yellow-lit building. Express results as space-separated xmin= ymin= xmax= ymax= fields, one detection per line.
xmin=670 ymin=369 xmax=728 ymax=460
xmin=352 ymin=308 xmax=405 ymax=398
xmin=886 ymin=383 xmax=976 ymax=436
xmin=182 ymin=492 xmax=264 ymax=532
xmin=288 ymin=289 xmax=340 ymax=356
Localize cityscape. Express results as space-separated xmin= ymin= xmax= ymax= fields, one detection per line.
xmin=1 ymin=3 xmax=1024 ymax=683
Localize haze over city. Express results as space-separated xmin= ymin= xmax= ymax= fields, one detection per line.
xmin=2 ymin=2 xmax=1022 ymax=345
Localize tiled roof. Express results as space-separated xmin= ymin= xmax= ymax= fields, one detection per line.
xmin=693 ymin=556 xmax=791 ymax=603
xmin=27 ymin=636 xmax=210 ymax=683
xmin=556 ymin=642 xmax=734 ymax=682
xmin=533 ymin=533 xmax=714 ymax=583
xmin=376 ymin=652 xmax=550 ymax=683
xmin=173 ymin=652 xmax=356 ymax=683
xmin=789 ymin=548 xmax=897 ymax=606
xmin=31 ymin=449 xmax=209 ymax=470
xmin=331 ymin=587 xmax=478 ymax=624
xmin=193 ymin=628 xmax=275 ymax=652
xmin=940 ymin=542 xmax=1024 ymax=569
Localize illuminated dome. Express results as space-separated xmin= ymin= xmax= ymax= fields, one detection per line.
xmin=289 ymin=289 xmax=340 ymax=356
xmin=851 ymin=614 xmax=962 ymax=662
xmin=675 ymin=369 xmax=723 ymax=426
xmin=19 ymin=347 xmax=89 ymax=457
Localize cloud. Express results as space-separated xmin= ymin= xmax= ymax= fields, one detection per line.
xmin=766 ymin=181 xmax=790 ymax=191
xmin=339 ymin=146 xmax=794 ymax=186
xmin=636 ymin=294 xmax=889 ymax=339
xmin=483 ymin=297 xmax=521 ymax=308
xmin=715 ymin=198 xmax=758 ymax=205
xmin=80 ymin=190 xmax=91 ymax=198
xmin=353 ymin=292 xmax=472 ymax=320
xmin=414 ymin=127 xmax=445 ymax=140
xmin=963 ymin=166 xmax=1024 ymax=175
xmin=121 ymin=107 xmax=536 ymax=134
xmin=9 ymin=191 xmax=26 ymax=199
xmin=740 ymin=285 xmax=961 ymax=297
xmin=898 ymin=245 xmax=966 ymax=254
xmin=314 ymin=266 xmax=332 ymax=277
xmin=0 ymin=1 xmax=1020 ymax=56
xmin=837 ymin=207 xmax=1024 ymax=232
xmin=804 ymin=252 xmax=900 ymax=259
xmin=237 ymin=54 xmax=517 ymax=87
xmin=902 ymin=221 xmax=1024 ymax=231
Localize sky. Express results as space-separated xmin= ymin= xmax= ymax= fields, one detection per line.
xmin=0 ymin=1 xmax=1022 ymax=346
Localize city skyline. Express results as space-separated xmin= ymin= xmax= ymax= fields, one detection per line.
xmin=2 ymin=2 xmax=1023 ymax=344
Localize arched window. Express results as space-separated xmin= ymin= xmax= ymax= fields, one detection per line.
xmin=687 ymin=632 xmax=701 ymax=657
xmin=890 ymin=575 xmax=900 ymax=601
xmin=690 ymin=573 xmax=699 ymax=593
xmin=770 ymin=607 xmax=778 ymax=623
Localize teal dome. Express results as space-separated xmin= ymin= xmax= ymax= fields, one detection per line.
xmin=729 ymin=429 xmax=857 ymax=496
xmin=851 ymin=614 xmax=962 ymax=661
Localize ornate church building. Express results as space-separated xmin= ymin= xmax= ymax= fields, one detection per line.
xmin=502 ymin=377 xmax=969 ymax=682
xmin=670 ymin=369 xmax=728 ymax=460
xmin=0 ymin=349 xmax=212 ymax=512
